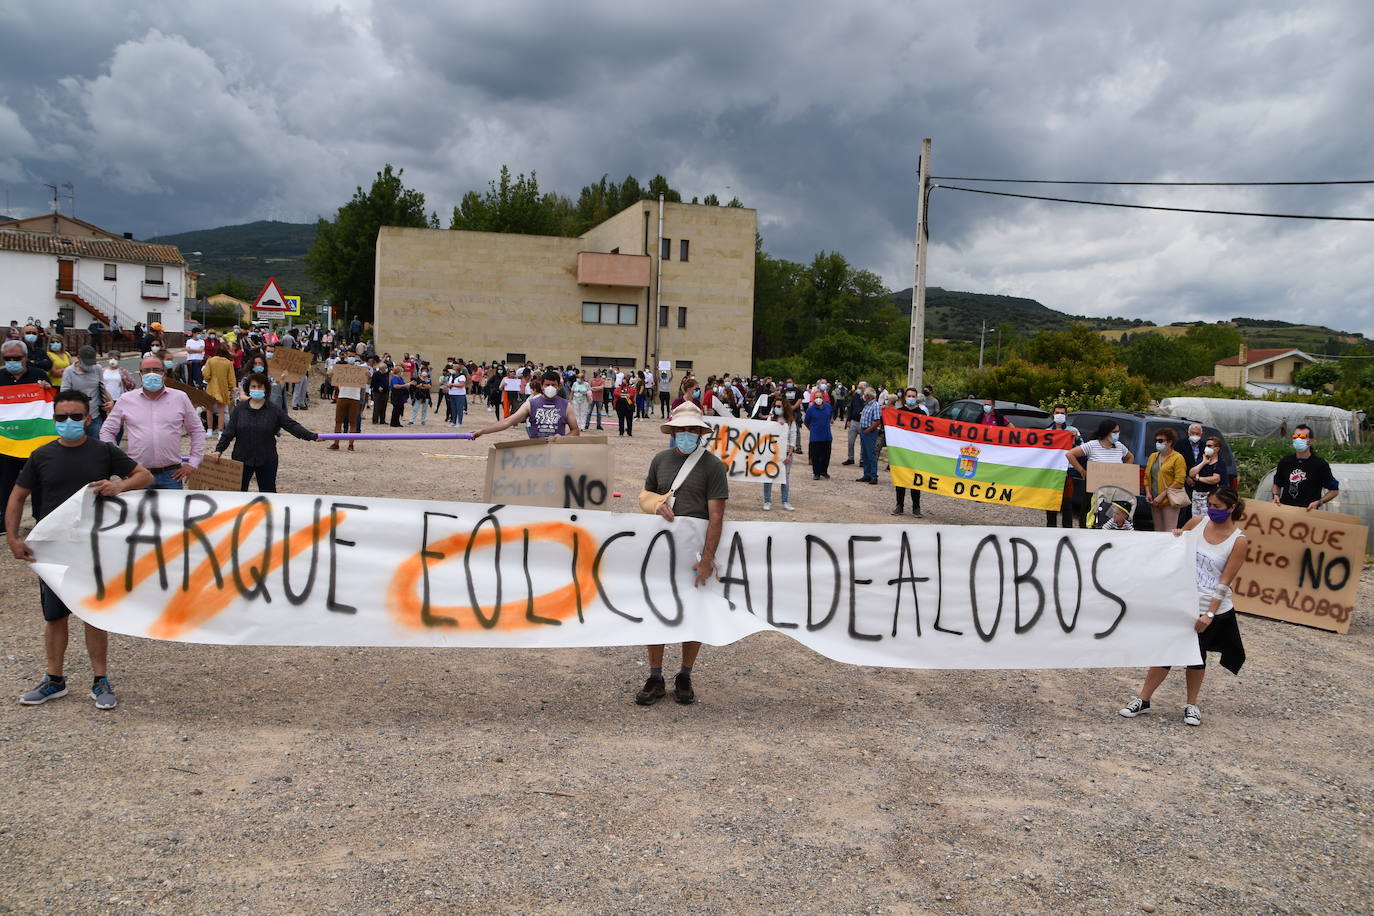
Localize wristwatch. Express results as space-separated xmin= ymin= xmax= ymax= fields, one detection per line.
xmin=1201 ymin=611 xmax=1215 ymax=619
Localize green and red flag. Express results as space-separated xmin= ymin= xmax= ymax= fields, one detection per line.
xmin=883 ymin=408 xmax=1074 ymax=511
xmin=0 ymin=384 xmax=58 ymax=458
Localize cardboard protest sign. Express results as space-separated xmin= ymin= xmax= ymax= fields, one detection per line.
xmin=187 ymin=455 xmax=244 ymax=492
xmin=267 ymin=347 xmax=312 ymax=384
xmin=331 ymin=365 xmax=370 ymax=388
xmin=1085 ymin=461 xmax=1141 ymax=494
xmin=25 ymin=488 xmax=1203 ymax=670
xmin=1230 ymin=501 xmax=1367 ymax=633
xmin=703 ymin=416 xmax=788 ymax=486
xmin=165 ymin=377 xmax=220 ymax=412
xmin=483 ymin=434 xmax=613 ymax=509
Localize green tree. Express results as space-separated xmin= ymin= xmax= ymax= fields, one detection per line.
xmin=205 ymin=274 xmax=252 ymax=301
xmin=1181 ymin=323 xmax=1243 ymax=364
xmin=800 ymin=329 xmax=884 ymax=382
xmin=1123 ymin=333 xmax=1205 ymax=384
xmin=306 ymin=164 xmax=429 ymax=323
xmin=1023 ymin=323 xmax=1120 ymax=367
xmin=1293 ymin=362 xmax=1340 ymax=390
xmin=646 ymin=174 xmax=681 ymax=202
xmin=702 ymin=193 xmax=721 ymax=206
xmin=450 ymin=166 xmax=567 ymax=235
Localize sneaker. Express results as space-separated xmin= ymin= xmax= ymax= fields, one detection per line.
xmin=856 ymin=476 xmax=871 ymax=482
xmin=19 ymin=675 xmax=68 ymax=705
xmin=912 ymin=509 xmax=923 ymax=518
xmin=781 ymin=502 xmax=796 ymax=512
xmin=634 ymin=675 xmax=666 ymax=706
xmin=91 ymin=677 xmax=118 ymax=710
xmin=1183 ymin=704 xmax=1201 ymax=726
xmin=762 ymin=502 xmax=772 ymax=511
xmin=673 ymin=672 xmax=696 ymax=705
xmin=890 ymin=507 xmax=905 ymax=516
xmin=841 ymin=459 xmax=855 ymax=466
xmin=1118 ymin=697 xmax=1151 ymax=718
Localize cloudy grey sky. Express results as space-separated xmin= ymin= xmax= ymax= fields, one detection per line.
xmin=2 ymin=1 xmax=1371 ymax=334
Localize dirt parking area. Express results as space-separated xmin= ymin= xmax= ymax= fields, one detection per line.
xmin=1 ymin=395 xmax=1370 ymax=914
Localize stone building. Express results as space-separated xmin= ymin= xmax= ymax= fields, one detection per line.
xmin=373 ymin=200 xmax=756 ymax=382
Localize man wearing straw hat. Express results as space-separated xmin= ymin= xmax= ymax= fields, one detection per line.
xmin=634 ymin=402 xmax=729 ymax=706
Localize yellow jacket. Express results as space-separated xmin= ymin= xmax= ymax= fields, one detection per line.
xmin=204 ymin=355 xmax=237 ymax=405
xmin=1145 ymin=449 xmax=1187 ymax=495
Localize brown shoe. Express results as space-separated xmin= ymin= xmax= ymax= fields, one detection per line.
xmin=347 ymin=443 xmax=355 ymax=451
xmin=673 ymin=672 xmax=696 ymax=705
xmin=327 ymin=443 xmax=340 ymax=450
xmin=634 ymin=675 xmax=666 ymax=706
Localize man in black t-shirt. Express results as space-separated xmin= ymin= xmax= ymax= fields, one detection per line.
xmin=7 ymin=389 xmax=152 ymax=710
xmin=635 ymin=403 xmax=729 ymax=707
xmin=1271 ymin=424 xmax=1340 ymax=511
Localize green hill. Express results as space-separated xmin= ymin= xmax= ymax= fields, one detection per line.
xmin=889 ymin=287 xmax=1135 ymax=341
xmin=147 ymin=220 xmax=318 ymax=301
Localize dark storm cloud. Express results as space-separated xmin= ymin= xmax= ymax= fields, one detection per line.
xmin=0 ymin=1 xmax=1370 ymax=333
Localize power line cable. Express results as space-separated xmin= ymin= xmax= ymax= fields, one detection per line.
xmin=929 ymin=183 xmax=1374 ymax=222
xmin=929 ymin=177 xmax=1374 ymax=187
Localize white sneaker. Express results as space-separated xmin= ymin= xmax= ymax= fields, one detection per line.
xmin=1183 ymin=704 xmax=1201 ymax=726
xmin=782 ymin=502 xmax=796 ymax=511
xmin=762 ymin=502 xmax=772 ymax=511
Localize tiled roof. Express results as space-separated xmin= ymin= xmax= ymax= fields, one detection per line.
xmin=0 ymin=228 xmax=185 ymax=266
xmin=1215 ymin=348 xmax=1302 ymax=367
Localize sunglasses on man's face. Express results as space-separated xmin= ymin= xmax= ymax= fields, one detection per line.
xmin=53 ymin=412 xmax=86 ymax=422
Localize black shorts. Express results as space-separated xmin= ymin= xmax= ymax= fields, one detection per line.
xmin=40 ymin=583 xmax=72 ymax=623
xmin=1164 ymin=610 xmax=1245 ymax=673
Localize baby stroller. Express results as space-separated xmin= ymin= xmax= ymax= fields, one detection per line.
xmin=1088 ymin=485 xmax=1136 ymax=530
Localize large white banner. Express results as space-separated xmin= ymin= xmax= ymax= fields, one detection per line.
xmin=702 ymin=415 xmax=789 ymax=486
xmin=24 ymin=489 xmax=1203 ymax=669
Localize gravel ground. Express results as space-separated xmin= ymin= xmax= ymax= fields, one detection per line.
xmin=1 ymin=392 xmax=1371 ymax=915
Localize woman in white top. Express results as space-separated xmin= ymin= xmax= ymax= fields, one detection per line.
xmin=1066 ymin=418 xmax=1135 ymax=527
xmin=184 ymin=330 xmax=206 ymax=387
xmin=1119 ymin=488 xmax=1248 ymax=727
xmin=570 ymin=372 xmax=591 ymax=426
xmin=446 ymin=366 xmax=468 ymax=427
xmin=762 ymin=395 xmax=801 ymax=511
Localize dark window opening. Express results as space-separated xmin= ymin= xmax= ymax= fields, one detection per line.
xmin=660 ymin=237 xmax=671 ymax=260
xmin=679 ymin=239 xmax=689 ymax=261
xmin=677 ymin=307 xmax=687 ymax=328
xmin=658 ymin=306 xmax=668 ymax=327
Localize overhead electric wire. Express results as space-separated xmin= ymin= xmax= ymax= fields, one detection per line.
xmin=929 ymin=177 xmax=1374 ymax=187
xmin=929 ymin=183 xmax=1374 ymax=222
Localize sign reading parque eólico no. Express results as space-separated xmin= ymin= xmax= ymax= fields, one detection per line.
xmin=702 ymin=416 xmax=788 ymax=486
xmin=25 ymin=488 xmax=1206 ymax=669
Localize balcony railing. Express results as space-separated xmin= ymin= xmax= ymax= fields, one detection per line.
xmin=576 ymin=251 xmax=651 ymax=287
xmin=141 ymin=281 xmax=171 ymax=300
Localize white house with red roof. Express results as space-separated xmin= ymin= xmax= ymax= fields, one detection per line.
xmin=0 ymin=213 xmax=187 ymax=333
xmin=1213 ymin=343 xmax=1318 ymax=395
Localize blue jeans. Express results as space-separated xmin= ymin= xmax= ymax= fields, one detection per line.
xmin=152 ymin=468 xmax=184 ymax=490
xmin=860 ymin=430 xmax=878 ymax=480
xmin=585 ymin=401 xmax=604 ymax=427
xmin=409 ymin=397 xmax=428 ymax=424
xmin=449 ymin=393 xmax=467 ymax=425
xmin=762 ymin=482 xmax=790 ymax=504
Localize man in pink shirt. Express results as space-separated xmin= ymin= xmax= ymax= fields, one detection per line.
xmin=100 ymin=355 xmax=205 ymax=489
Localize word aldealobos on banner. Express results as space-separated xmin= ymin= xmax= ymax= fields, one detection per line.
xmin=26 ymin=489 xmax=1202 ymax=670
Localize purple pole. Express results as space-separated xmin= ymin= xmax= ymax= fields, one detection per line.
xmin=316 ymin=432 xmax=476 ymax=441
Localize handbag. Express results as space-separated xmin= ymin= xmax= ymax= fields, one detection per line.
xmin=638 ymin=443 xmax=706 ymax=514
xmin=1166 ymin=486 xmax=1190 ymax=508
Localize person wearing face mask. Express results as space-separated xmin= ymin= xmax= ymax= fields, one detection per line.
xmin=1175 ymin=423 xmax=1206 ymax=525
xmin=22 ymin=325 xmax=53 ymax=376
xmin=1044 ymin=404 xmax=1081 ymax=528
xmin=635 ymin=402 xmax=729 ymax=706
xmin=612 ymin=374 xmax=639 ymax=435
xmin=1186 ymin=436 xmax=1226 ymax=520
xmin=184 ymin=328 xmax=206 ymax=388
xmin=804 ymin=384 xmax=835 ymax=480
xmin=1066 ymin=419 xmax=1135 ymax=524
xmin=1144 ymin=427 xmax=1188 ymax=532
xmin=978 ymin=398 xmax=1009 ymax=427
xmin=407 ymin=363 xmax=432 ymax=425
xmin=841 ymin=382 xmax=868 ymax=466
xmin=203 ymin=345 xmax=237 ymax=439
xmin=1271 ymin=424 xmax=1339 ymax=511
xmin=471 ymin=369 xmax=581 ymax=441
xmin=1 ymin=340 xmax=54 ymax=536
xmin=762 ymin=396 xmax=800 ymax=511
xmin=1119 ymin=488 xmax=1248 ymax=728
xmin=891 ymin=388 xmax=929 ymax=516
xmin=100 ymin=355 xmax=205 ymax=489
xmin=59 ymin=346 xmax=114 ymax=439
xmin=100 ymin=355 xmax=133 ymax=405
xmin=8 ymin=389 xmax=153 ymax=710
xmin=214 ymin=374 xmax=319 ymax=492
xmin=921 ymin=385 xmax=940 ymax=416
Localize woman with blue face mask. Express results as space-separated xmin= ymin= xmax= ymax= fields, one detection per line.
xmin=214 ymin=375 xmax=319 ymax=493
xmin=1066 ymin=419 xmax=1136 ymax=525
xmin=761 ymin=396 xmax=800 ymax=511
xmin=1119 ymin=488 xmax=1248 ymax=728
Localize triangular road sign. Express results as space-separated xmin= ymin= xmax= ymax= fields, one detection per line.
xmin=252 ymin=277 xmax=289 ymax=311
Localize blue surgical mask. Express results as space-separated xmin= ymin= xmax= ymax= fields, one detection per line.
xmin=4 ymin=360 xmax=22 ymax=374
xmin=673 ymin=432 xmax=701 ymax=453
xmin=1109 ymin=432 xmax=1120 ymax=443
xmin=692 ymin=389 xmax=701 ymax=399
xmin=55 ymin=419 xmax=86 ymax=440
xmin=141 ymin=372 xmax=164 ymax=392
xmin=50 ymin=342 xmax=62 ymax=351
xmin=1155 ymin=442 xmax=1166 ymax=452
xmin=983 ymin=404 xmax=993 ymax=413
xmin=249 ymin=388 xmax=266 ymax=401
xmin=1292 ymin=437 xmax=1309 ymax=452
xmin=905 ymin=397 xmax=918 ymax=407
xmin=24 ymin=333 xmax=37 ymax=343
xmin=252 ymin=365 xmax=266 ymax=374
xmin=163 ymin=359 xmax=174 ymax=369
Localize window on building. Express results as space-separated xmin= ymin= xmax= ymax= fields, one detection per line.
xmin=580 ymin=355 xmax=637 ymax=367
xmin=145 ymin=265 xmax=164 ymax=284
xmin=658 ymin=306 xmax=668 ymax=327
xmin=146 ymin=311 xmax=162 ymax=326
xmin=1264 ymin=363 xmax=1275 ymax=379
xmin=506 ymin=352 xmax=526 ymax=364
xmin=675 ymin=360 xmax=694 ymax=371
xmin=679 ymin=239 xmax=689 ymax=262
xmin=677 ymin=307 xmax=687 ymax=328
xmin=103 ymin=263 xmax=117 ymax=281
xmin=581 ymin=302 xmax=639 ymax=325
xmin=660 ymin=237 xmax=671 ymax=260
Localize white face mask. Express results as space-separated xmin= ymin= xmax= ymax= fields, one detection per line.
xmin=542 ymin=385 xmax=558 ymax=398
xmin=1203 ymin=446 xmax=1215 ymax=457
xmin=1188 ymin=434 xmax=1201 ymax=444
xmin=1053 ymin=413 xmax=1066 ymax=424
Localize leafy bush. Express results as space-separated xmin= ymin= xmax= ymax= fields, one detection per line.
xmin=968 ymin=359 xmax=1150 ymax=410
xmin=753 ymin=356 xmax=807 ymax=382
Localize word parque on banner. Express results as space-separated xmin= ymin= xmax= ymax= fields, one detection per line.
xmin=25 ymin=488 xmax=1204 ymax=669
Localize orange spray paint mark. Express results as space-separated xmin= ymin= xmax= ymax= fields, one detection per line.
xmin=388 ymin=521 xmax=599 ymax=630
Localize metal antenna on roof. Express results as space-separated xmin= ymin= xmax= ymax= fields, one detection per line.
xmin=61 ymin=182 xmax=75 ymax=218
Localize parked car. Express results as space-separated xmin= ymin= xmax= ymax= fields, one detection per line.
xmin=938 ymin=399 xmax=1050 ymax=429
xmin=1068 ymin=409 xmax=1239 ymax=530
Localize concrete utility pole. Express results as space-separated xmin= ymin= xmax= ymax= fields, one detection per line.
xmin=978 ymin=320 xmax=987 ymax=369
xmin=906 ymin=138 xmax=931 ymax=389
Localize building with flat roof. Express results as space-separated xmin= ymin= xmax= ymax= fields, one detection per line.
xmin=374 ymin=200 xmax=755 ymax=383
